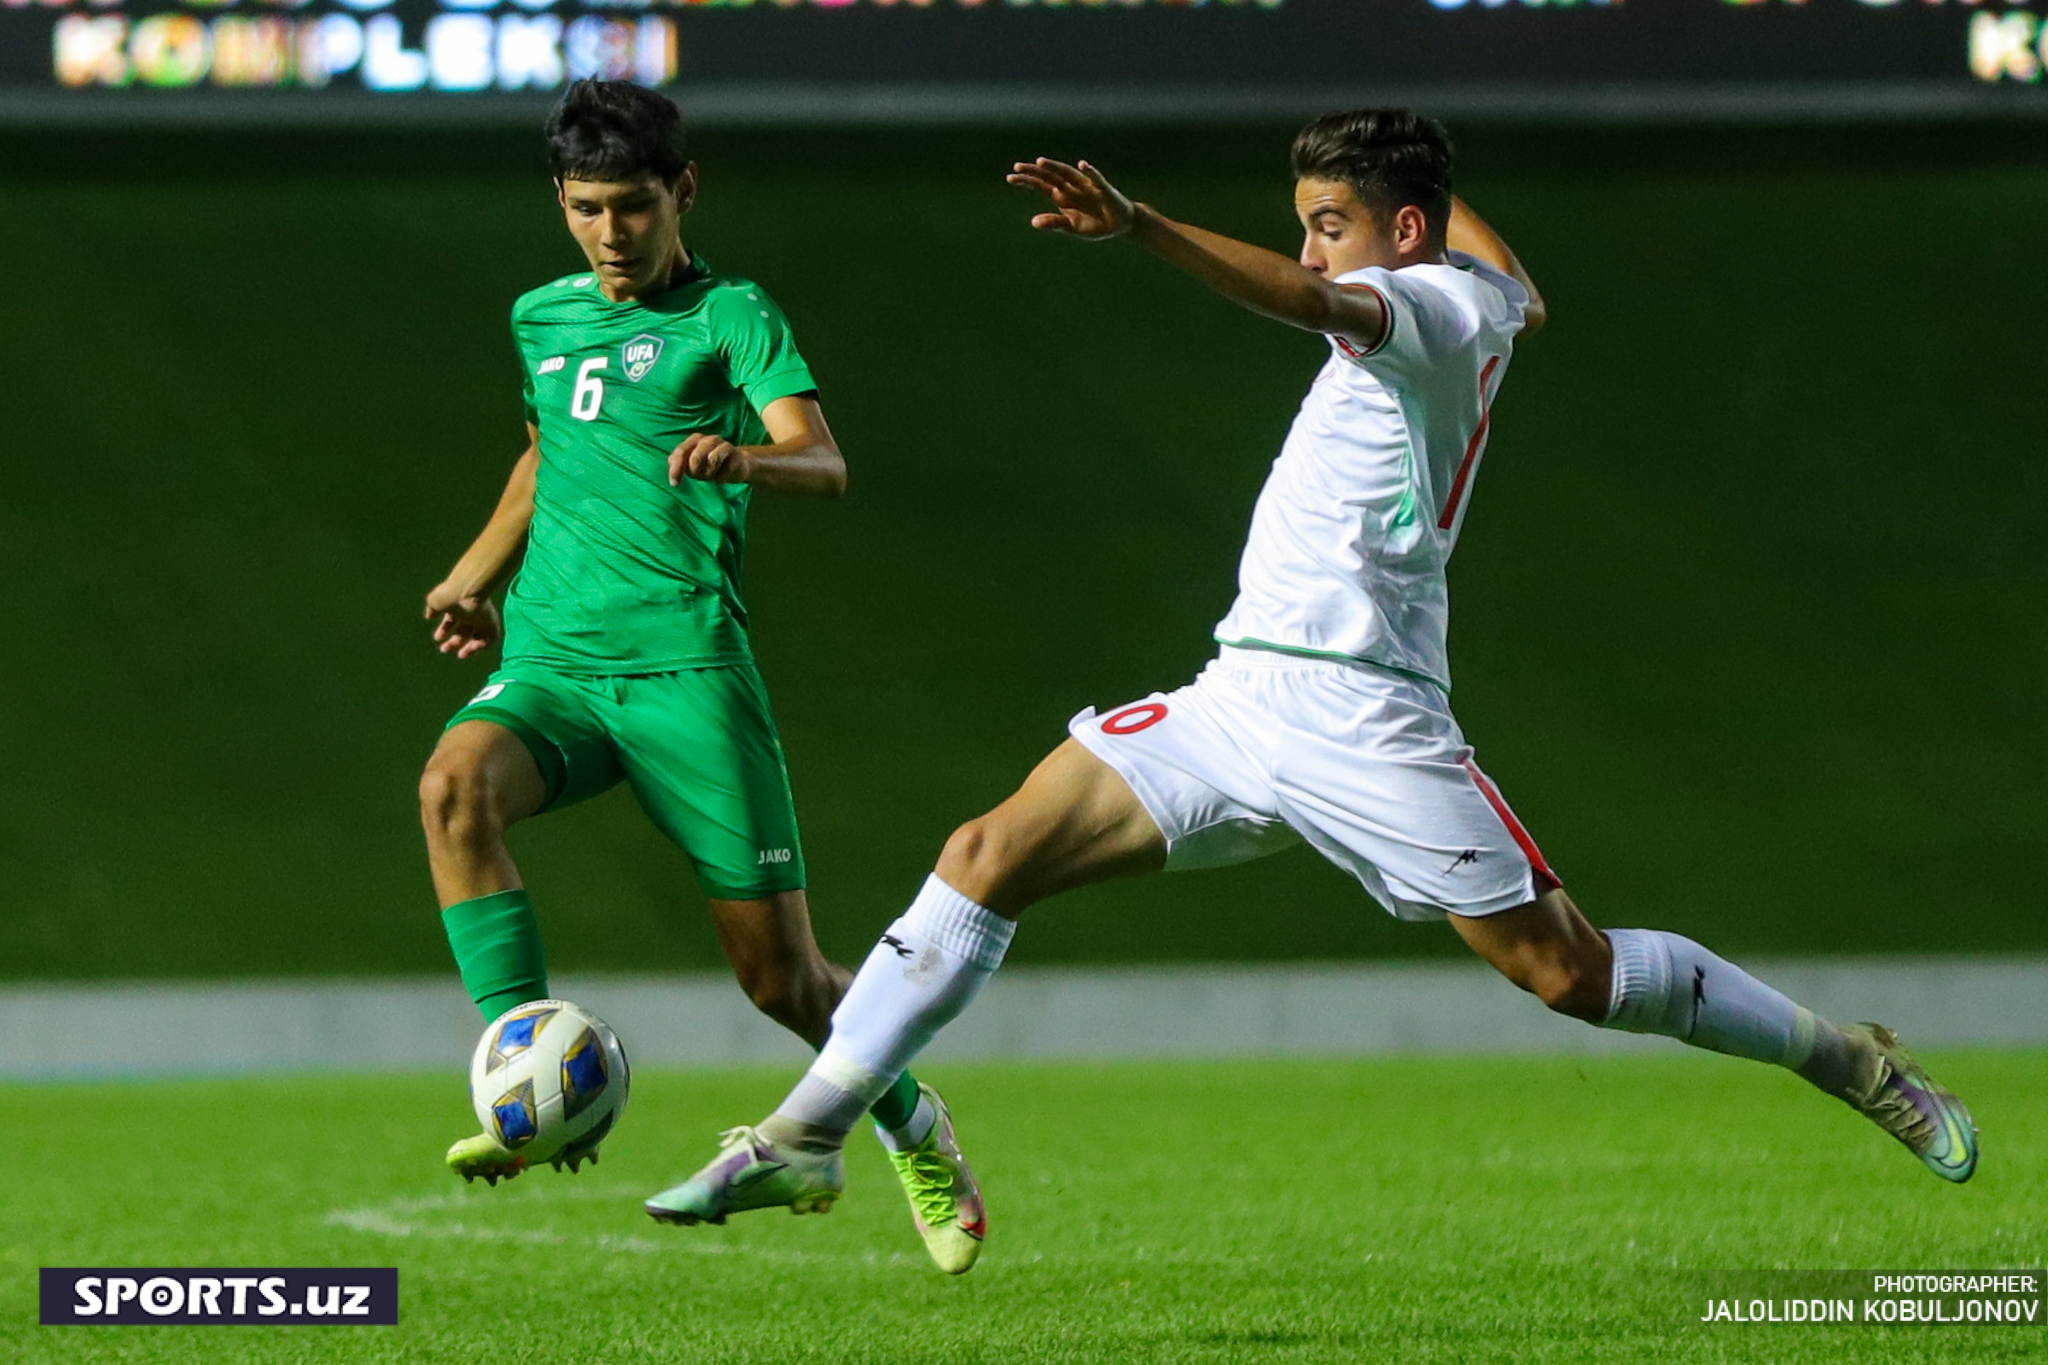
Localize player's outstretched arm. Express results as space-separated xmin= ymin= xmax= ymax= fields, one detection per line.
xmin=1006 ymin=157 xmax=1388 ymax=354
xmin=424 ymin=424 xmax=538 ymax=659
xmin=1447 ymin=197 xmax=1546 ymax=334
xmin=668 ymin=394 xmax=846 ymax=498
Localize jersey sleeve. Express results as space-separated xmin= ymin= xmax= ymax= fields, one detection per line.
xmin=1329 ymin=266 xmax=1475 ymax=379
xmin=711 ymin=282 xmax=817 ymax=412
xmin=1331 ymin=257 xmax=1525 ymax=381
xmin=513 ymin=308 xmax=538 ymax=426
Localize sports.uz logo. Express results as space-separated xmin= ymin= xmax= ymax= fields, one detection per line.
xmin=620 ymin=334 xmax=663 ymax=383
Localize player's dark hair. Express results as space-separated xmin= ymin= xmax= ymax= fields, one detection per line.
xmin=544 ymin=80 xmax=690 ymax=184
xmin=1289 ymin=109 xmax=1454 ymax=245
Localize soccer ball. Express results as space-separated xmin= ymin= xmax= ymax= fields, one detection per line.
xmin=469 ymin=999 xmax=630 ymax=1163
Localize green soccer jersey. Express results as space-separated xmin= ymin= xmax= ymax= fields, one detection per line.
xmin=502 ymin=255 xmax=816 ymax=673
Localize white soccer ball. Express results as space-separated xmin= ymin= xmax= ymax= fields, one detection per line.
xmin=469 ymin=999 xmax=630 ymax=1163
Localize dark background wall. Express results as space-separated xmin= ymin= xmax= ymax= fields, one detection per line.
xmin=3 ymin=121 xmax=2042 ymax=979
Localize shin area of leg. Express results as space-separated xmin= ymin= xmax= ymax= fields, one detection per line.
xmin=769 ymin=743 xmax=1164 ymax=1143
xmin=1603 ymin=927 xmax=1868 ymax=1095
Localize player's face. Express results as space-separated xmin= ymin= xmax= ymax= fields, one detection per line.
xmin=1293 ymin=178 xmax=1400 ymax=277
xmin=557 ymin=167 xmax=698 ymax=300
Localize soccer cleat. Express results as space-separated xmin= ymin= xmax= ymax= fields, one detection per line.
xmin=446 ymin=1127 xmax=606 ymax=1184
xmin=643 ymin=1126 xmax=845 ymax=1226
xmin=548 ymin=1128 xmax=606 ymax=1174
xmin=445 ymin=1133 xmax=527 ymax=1186
xmin=1847 ymin=1023 xmax=1978 ymax=1183
xmin=883 ymin=1085 xmax=987 ymax=1275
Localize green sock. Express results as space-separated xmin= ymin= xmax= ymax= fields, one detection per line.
xmin=442 ymin=889 xmax=549 ymax=1022
xmin=868 ymin=1069 xmax=923 ymax=1132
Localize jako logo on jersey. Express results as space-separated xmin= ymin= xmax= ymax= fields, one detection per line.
xmin=757 ymin=847 xmax=793 ymax=866
xmin=537 ymin=356 xmax=565 ymax=376
xmin=621 ymin=334 xmax=664 ymax=382
xmin=1101 ymin=703 xmax=1168 ymax=735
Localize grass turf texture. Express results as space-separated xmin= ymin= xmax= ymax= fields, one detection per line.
xmin=3 ymin=124 xmax=2046 ymax=977
xmin=3 ymin=1053 xmax=2042 ymax=1364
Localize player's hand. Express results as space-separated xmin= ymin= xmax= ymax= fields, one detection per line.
xmin=670 ymin=433 xmax=754 ymax=485
xmin=1005 ymin=158 xmax=1136 ymax=240
xmin=424 ymin=583 xmax=502 ymax=660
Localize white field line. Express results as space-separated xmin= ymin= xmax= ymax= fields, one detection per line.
xmin=317 ymin=1183 xmax=1262 ymax=1268
xmin=322 ymin=1188 xmax=794 ymax=1260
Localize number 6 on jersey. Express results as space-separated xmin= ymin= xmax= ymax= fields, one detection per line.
xmin=570 ymin=357 xmax=608 ymax=421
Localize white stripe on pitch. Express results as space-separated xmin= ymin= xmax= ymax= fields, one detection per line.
xmin=0 ymin=957 xmax=2041 ymax=1079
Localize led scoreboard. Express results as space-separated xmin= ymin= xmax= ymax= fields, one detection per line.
xmin=3 ymin=0 xmax=2046 ymax=121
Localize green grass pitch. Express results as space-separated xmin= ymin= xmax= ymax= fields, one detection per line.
xmin=4 ymin=1053 xmax=2042 ymax=1364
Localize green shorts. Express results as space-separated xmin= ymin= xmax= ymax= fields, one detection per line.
xmin=446 ymin=663 xmax=805 ymax=899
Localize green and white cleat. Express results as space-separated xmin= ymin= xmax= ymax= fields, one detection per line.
xmin=445 ymin=1133 xmax=526 ymax=1186
xmin=1847 ymin=1023 xmax=1979 ymax=1183
xmin=644 ymin=1126 xmax=844 ymax=1226
xmin=884 ymin=1085 xmax=987 ymax=1275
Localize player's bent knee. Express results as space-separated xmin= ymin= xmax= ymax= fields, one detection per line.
xmin=417 ymin=760 xmax=506 ymax=851
xmin=935 ymin=814 xmax=1036 ymax=911
xmin=416 ymin=763 xmax=458 ymax=830
xmin=937 ymin=818 xmax=990 ymax=877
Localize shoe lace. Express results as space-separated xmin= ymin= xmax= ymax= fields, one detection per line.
xmin=892 ymin=1145 xmax=958 ymax=1226
xmin=1860 ymin=1062 xmax=1936 ymax=1152
xmin=716 ymin=1125 xmax=762 ymax=1150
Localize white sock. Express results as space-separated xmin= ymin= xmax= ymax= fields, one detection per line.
xmin=875 ymin=1092 xmax=937 ymax=1153
xmin=1602 ymin=928 xmax=1818 ymax=1068
xmin=773 ymin=875 xmax=1016 ymax=1140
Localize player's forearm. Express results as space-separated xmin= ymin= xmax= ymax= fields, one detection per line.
xmin=1127 ymin=205 xmax=1358 ymax=337
xmin=739 ymin=438 xmax=847 ymax=498
xmin=443 ymin=521 xmax=528 ymax=601
xmin=442 ymin=448 xmax=537 ymax=597
xmin=1448 ymin=197 xmax=1546 ymax=333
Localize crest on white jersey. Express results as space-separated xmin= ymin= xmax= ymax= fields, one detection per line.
xmin=621 ymin=334 xmax=663 ymax=383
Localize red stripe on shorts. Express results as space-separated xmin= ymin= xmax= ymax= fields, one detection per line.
xmin=1461 ymin=757 xmax=1562 ymax=892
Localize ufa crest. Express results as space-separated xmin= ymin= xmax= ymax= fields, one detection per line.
xmin=620 ymin=334 xmax=663 ymax=383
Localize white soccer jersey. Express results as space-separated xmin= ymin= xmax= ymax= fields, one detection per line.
xmin=1211 ymin=251 xmax=1529 ymax=690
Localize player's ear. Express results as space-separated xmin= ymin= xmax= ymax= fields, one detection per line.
xmin=673 ymin=163 xmax=700 ymax=216
xmin=1392 ymin=204 xmax=1429 ymax=256
xmin=553 ymin=177 xmax=566 ymax=208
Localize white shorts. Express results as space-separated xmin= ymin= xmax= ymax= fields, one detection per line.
xmin=1069 ymin=647 xmax=1560 ymax=921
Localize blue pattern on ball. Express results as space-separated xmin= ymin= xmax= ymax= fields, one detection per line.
xmin=491 ymin=1081 xmax=538 ymax=1147
xmin=560 ymin=1029 xmax=609 ymax=1120
xmin=486 ymin=1006 xmax=559 ymax=1075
